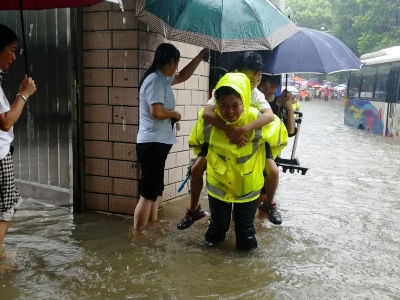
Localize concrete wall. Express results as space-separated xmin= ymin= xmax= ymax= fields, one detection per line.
xmin=81 ymin=2 xmax=209 ymax=214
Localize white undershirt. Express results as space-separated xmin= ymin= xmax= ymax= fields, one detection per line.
xmin=0 ymin=86 xmax=14 ymax=159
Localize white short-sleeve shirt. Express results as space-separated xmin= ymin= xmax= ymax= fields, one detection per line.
xmin=207 ymin=87 xmax=271 ymax=111
xmin=137 ymin=69 xmax=177 ymax=144
xmin=0 ymin=87 xmax=13 ymax=159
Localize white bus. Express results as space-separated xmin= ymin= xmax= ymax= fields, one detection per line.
xmin=344 ymin=46 xmax=400 ymax=137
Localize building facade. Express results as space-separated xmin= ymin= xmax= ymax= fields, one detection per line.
xmin=81 ymin=2 xmax=209 ymax=214
xmin=1 ymin=0 xmax=287 ymax=215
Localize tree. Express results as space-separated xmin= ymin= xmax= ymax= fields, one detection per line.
xmin=331 ymin=0 xmax=400 ymax=55
xmin=330 ymin=0 xmax=362 ymax=56
xmin=285 ymin=0 xmax=333 ymax=31
xmin=353 ymin=0 xmax=400 ymax=54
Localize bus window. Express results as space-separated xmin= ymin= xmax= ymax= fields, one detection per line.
xmin=348 ymin=75 xmax=361 ymax=98
xmin=387 ymin=68 xmax=399 ymax=103
xmin=397 ymin=69 xmax=400 ymax=103
xmin=376 ymin=63 xmax=391 ymax=75
xmin=360 ymin=77 xmax=375 ymax=99
xmin=374 ymin=75 xmax=388 ymax=101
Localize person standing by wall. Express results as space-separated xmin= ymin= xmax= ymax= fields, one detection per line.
xmin=0 ymin=24 xmax=36 ymax=247
xmin=134 ymin=43 xmax=209 ymax=230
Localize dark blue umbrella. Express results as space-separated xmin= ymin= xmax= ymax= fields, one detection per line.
xmin=210 ymin=27 xmax=362 ymax=75
xmin=263 ymin=27 xmax=361 ymax=74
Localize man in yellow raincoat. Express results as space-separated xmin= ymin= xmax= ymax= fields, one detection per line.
xmin=188 ymin=73 xmax=288 ymax=250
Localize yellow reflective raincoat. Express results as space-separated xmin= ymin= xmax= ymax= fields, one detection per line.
xmin=188 ymin=73 xmax=288 ymax=203
xmin=292 ymin=101 xmax=301 ymax=111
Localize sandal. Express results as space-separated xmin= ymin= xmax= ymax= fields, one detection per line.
xmin=177 ymin=205 xmax=206 ymax=230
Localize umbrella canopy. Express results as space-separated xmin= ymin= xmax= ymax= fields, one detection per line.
xmin=306 ymin=81 xmax=315 ymax=87
xmin=262 ymin=27 xmax=362 ymax=74
xmin=135 ymin=0 xmax=299 ymax=52
xmin=211 ymin=27 xmax=361 ymax=74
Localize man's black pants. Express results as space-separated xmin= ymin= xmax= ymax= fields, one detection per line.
xmin=205 ymin=195 xmax=259 ymax=250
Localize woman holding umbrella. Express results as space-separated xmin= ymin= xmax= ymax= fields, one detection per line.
xmin=0 ymin=24 xmax=36 ymax=247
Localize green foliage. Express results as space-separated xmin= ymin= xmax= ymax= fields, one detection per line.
xmin=330 ymin=0 xmax=362 ymax=56
xmin=285 ymin=0 xmax=333 ymax=30
xmin=352 ymin=0 xmax=400 ymax=54
xmin=326 ymin=72 xmax=350 ymax=84
xmin=286 ymin=0 xmax=400 ymax=56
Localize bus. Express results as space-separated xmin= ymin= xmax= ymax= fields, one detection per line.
xmin=344 ymin=46 xmax=400 ymax=137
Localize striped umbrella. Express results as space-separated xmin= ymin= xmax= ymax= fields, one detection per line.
xmin=135 ymin=0 xmax=299 ymax=52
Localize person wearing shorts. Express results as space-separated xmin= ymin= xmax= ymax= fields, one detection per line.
xmin=257 ymin=74 xmax=297 ymax=223
xmin=0 ymin=24 xmax=36 ymax=246
xmin=134 ymin=43 xmax=209 ymax=230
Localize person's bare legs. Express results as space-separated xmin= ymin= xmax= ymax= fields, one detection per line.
xmin=134 ymin=196 xmax=155 ymax=230
xmin=189 ymin=156 xmax=207 ymax=211
xmin=0 ymin=221 xmax=11 ymax=246
xmin=259 ymin=158 xmax=282 ymax=225
xmin=263 ymin=158 xmax=279 ymax=205
xmin=149 ymin=196 xmax=162 ymax=222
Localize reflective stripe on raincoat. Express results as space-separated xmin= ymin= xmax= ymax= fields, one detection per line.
xmin=188 ymin=73 xmax=288 ymax=203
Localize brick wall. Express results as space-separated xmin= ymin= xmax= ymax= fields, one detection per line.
xmin=82 ymin=2 xmax=209 ymax=215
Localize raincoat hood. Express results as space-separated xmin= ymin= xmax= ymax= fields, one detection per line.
xmin=214 ymin=73 xmax=251 ymax=112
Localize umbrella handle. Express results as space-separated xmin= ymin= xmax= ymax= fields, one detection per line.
xmin=18 ymin=0 xmax=29 ymax=76
xmin=285 ymin=74 xmax=288 ymax=97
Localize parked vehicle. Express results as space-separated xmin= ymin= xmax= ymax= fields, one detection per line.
xmin=344 ymin=46 xmax=400 ymax=137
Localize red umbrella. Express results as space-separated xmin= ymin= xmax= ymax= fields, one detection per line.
xmin=1 ymin=0 xmax=122 ymax=74
xmin=307 ymin=81 xmax=315 ymax=87
xmin=1 ymin=0 xmax=117 ymax=10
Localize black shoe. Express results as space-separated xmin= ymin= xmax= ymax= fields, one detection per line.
xmin=177 ymin=205 xmax=206 ymax=230
xmin=259 ymin=202 xmax=282 ymax=225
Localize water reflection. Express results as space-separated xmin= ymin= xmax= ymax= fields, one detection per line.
xmin=1 ymin=101 xmax=400 ymax=299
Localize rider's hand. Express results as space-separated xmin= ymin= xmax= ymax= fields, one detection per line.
xmin=228 ymin=126 xmax=247 ymax=144
xmin=235 ymin=136 xmax=248 ymax=147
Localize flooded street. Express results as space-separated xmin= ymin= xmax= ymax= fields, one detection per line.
xmin=1 ymin=100 xmax=400 ymax=299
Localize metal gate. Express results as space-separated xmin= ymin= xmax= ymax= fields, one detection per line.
xmin=0 ymin=9 xmax=76 ymax=207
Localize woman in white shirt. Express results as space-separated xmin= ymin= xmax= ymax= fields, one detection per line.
xmin=0 ymin=24 xmax=36 ymax=246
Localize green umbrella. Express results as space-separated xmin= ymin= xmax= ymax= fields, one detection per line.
xmin=135 ymin=0 xmax=299 ymax=52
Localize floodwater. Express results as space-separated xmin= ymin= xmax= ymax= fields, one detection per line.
xmin=1 ymin=100 xmax=400 ymax=299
